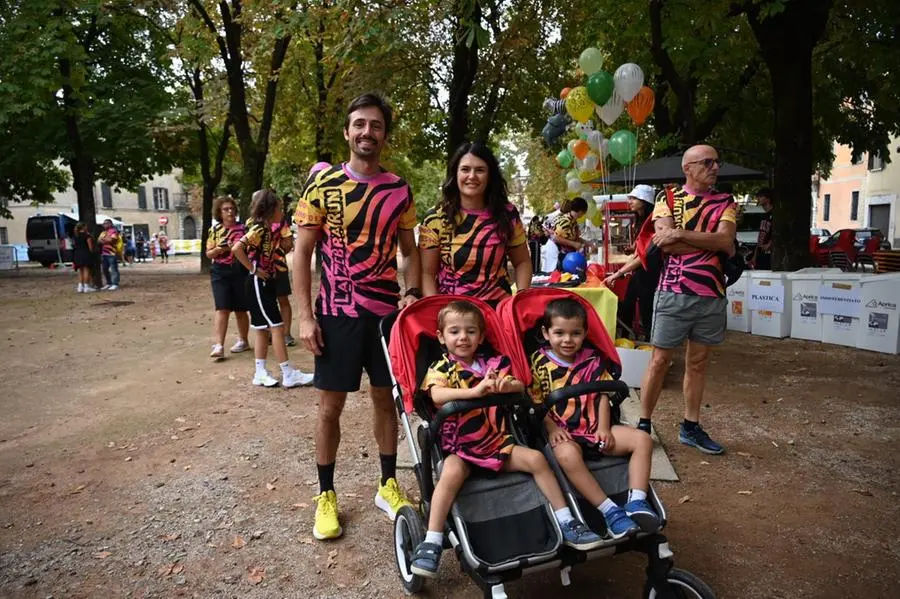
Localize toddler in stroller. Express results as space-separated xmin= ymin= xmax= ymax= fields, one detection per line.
xmin=409 ymin=300 xmax=603 ymax=578
xmin=529 ymin=297 xmax=659 ymax=538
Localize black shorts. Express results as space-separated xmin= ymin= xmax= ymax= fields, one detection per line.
xmin=275 ymin=270 xmax=291 ymax=297
xmin=247 ymin=274 xmax=283 ymax=329
xmin=314 ymin=314 xmax=391 ymax=391
xmin=211 ymin=262 xmax=249 ymax=312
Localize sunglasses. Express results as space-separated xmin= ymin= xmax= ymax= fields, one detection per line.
xmin=687 ymin=158 xmax=722 ymax=169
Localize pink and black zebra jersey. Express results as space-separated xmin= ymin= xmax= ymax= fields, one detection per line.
xmin=421 ymin=353 xmax=516 ymax=472
xmin=529 ymin=347 xmax=612 ymax=445
xmin=418 ymin=203 xmax=526 ymax=301
xmin=206 ymin=222 xmax=246 ymax=266
xmin=653 ymin=186 xmax=737 ymax=298
xmin=294 ymin=164 xmax=417 ymax=318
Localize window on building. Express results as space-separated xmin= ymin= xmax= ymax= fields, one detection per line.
xmin=868 ymin=152 xmax=885 ymax=171
xmin=850 ymin=191 xmax=859 ymax=221
xmin=0 ymin=226 xmax=8 ymax=245
xmin=137 ymin=186 xmax=147 ymax=210
xmin=101 ymin=183 xmax=112 ymax=209
xmin=153 ymin=187 xmax=170 ymax=210
xmin=823 ymin=194 xmax=831 ymax=222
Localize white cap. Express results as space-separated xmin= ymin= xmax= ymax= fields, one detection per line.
xmin=628 ymin=184 xmax=655 ymax=206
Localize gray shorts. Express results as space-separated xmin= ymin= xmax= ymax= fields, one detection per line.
xmin=650 ymin=291 xmax=727 ymax=348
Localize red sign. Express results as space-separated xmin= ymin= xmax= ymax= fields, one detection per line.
xmin=158 ymin=215 xmax=169 ymax=225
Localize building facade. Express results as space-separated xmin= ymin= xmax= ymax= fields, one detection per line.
xmin=814 ymin=139 xmax=899 ymax=248
xmin=0 ymin=170 xmax=199 ymax=245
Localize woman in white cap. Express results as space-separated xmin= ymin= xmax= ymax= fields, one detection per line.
xmin=605 ymin=185 xmax=658 ymax=338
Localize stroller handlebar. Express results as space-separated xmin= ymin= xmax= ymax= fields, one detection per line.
xmin=429 ymin=392 xmax=530 ymax=437
xmin=539 ymin=380 xmax=630 ymax=418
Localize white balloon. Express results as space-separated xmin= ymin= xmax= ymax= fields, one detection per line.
xmin=614 ymin=63 xmax=644 ymax=102
xmin=582 ymin=154 xmax=599 ymax=172
xmin=574 ymin=156 xmax=585 ymax=171
xmin=587 ymin=130 xmax=604 ymax=151
xmin=567 ymin=178 xmax=583 ymax=193
xmin=596 ymin=92 xmax=624 ymax=126
xmin=580 ymin=191 xmax=593 ymax=201
xmin=565 ymin=170 xmax=579 ymax=182
xmin=600 ymin=138 xmax=610 ymax=159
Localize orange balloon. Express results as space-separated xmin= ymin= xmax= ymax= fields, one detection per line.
xmin=573 ymin=140 xmax=590 ymax=160
xmin=560 ymin=87 xmax=571 ymax=99
xmin=626 ymin=86 xmax=655 ymax=126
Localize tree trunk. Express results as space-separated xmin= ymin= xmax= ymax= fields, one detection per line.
xmin=745 ymin=0 xmax=833 ymax=270
xmin=447 ymin=2 xmax=481 ymax=158
xmin=60 ymin=56 xmax=101 ymax=286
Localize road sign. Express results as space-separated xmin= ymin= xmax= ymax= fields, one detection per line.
xmin=158 ymin=215 xmax=169 ymax=225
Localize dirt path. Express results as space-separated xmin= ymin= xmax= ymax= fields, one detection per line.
xmin=1 ymin=264 xmax=898 ymax=598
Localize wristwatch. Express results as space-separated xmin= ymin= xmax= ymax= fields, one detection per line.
xmin=404 ymin=287 xmax=423 ymax=299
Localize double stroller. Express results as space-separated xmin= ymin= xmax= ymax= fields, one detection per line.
xmin=379 ymin=288 xmax=715 ymax=598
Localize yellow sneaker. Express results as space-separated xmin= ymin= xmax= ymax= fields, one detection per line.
xmin=374 ymin=477 xmax=414 ymax=521
xmin=312 ymin=490 xmax=342 ymax=540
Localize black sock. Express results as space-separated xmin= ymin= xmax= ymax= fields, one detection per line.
xmin=682 ymin=418 xmax=699 ymax=431
xmin=380 ymin=453 xmax=397 ymax=486
xmin=637 ymin=418 xmax=652 ymax=433
xmin=317 ymin=462 xmax=335 ymax=494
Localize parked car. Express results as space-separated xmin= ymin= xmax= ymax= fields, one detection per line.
xmin=810 ymin=227 xmax=831 ymax=242
xmin=26 ymin=214 xmax=77 ymax=267
xmin=853 ymin=228 xmax=891 ymax=251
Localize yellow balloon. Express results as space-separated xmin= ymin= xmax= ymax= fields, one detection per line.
xmin=578 ymin=170 xmax=597 ymax=183
xmin=577 ymin=214 xmax=587 ymax=224
xmin=591 ymin=211 xmax=603 ymax=227
xmin=565 ymin=86 xmax=595 ymax=123
xmin=615 ymin=337 xmax=635 ymax=349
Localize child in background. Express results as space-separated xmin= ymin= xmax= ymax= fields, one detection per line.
xmin=410 ymin=300 xmax=602 ymax=579
xmin=530 ymin=298 xmax=659 ymax=539
xmin=73 ymin=222 xmax=95 ymax=292
xmin=231 ymin=189 xmax=313 ymax=389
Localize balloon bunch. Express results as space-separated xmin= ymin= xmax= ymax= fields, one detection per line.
xmin=544 ymin=47 xmax=657 ymax=205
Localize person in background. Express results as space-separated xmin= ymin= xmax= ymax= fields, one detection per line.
xmin=273 ymin=195 xmax=295 ymax=347
xmin=231 ymin=189 xmax=313 ymax=388
xmin=124 ymin=234 xmax=136 ymax=266
xmin=419 ymin=140 xmax=531 ymax=306
xmin=97 ymin=219 xmax=120 ymax=291
xmin=527 ymin=214 xmax=548 ymax=274
xmin=158 ymin=230 xmax=170 ymax=264
xmin=604 ymin=185 xmax=658 ymax=338
xmin=752 ymin=187 xmax=774 ymax=270
xmin=136 ymin=232 xmax=147 ymax=263
xmin=638 ymin=144 xmax=737 ymax=455
xmin=73 ymin=222 xmax=96 ymax=293
xmin=553 ymin=197 xmax=588 ymax=268
xmin=206 ymin=196 xmax=251 ymax=359
xmin=150 ymin=233 xmax=158 ymax=260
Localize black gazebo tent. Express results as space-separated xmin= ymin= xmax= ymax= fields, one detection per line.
xmin=600 ymin=155 xmax=767 ymax=186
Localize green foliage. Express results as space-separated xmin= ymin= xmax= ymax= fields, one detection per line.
xmin=0 ymin=0 xmax=184 ymax=210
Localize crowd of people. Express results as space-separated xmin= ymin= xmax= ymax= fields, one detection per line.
xmin=196 ymin=93 xmax=747 ymax=569
xmin=72 ymin=220 xmax=173 ymax=292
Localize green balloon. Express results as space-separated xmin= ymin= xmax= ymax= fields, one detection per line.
xmin=586 ymin=71 xmax=614 ymax=106
xmin=557 ymin=149 xmax=574 ymax=169
xmin=608 ymin=130 xmax=638 ymax=165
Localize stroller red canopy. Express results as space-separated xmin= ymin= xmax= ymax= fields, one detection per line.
xmin=388 ymin=295 xmax=531 ymax=415
xmin=497 ymin=288 xmax=621 ymax=386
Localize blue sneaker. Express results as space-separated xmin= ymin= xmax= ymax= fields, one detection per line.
xmin=410 ymin=541 xmax=442 ymax=578
xmin=603 ymin=506 xmax=640 ymax=540
xmin=561 ymin=518 xmax=604 ymax=550
xmin=624 ymin=499 xmax=660 ymax=533
xmin=679 ymin=423 xmax=725 ymax=455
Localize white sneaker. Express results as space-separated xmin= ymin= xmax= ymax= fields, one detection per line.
xmin=83 ymin=286 xmax=97 ymax=293
xmin=108 ymin=285 xmax=119 ymax=291
xmin=230 ymin=339 xmax=250 ymax=353
xmin=76 ymin=283 xmax=84 ymax=293
xmin=252 ymin=371 xmax=279 ymax=387
xmin=282 ymin=368 xmax=314 ymax=388
xmin=210 ymin=344 xmax=224 ymax=359
xmin=101 ymin=285 xmax=111 ymax=290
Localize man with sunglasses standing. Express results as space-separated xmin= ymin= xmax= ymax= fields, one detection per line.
xmin=636 ymin=145 xmax=738 ymax=455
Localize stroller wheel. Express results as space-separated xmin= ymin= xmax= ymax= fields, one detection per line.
xmin=394 ymin=505 xmax=426 ymax=594
xmin=643 ymin=567 xmax=716 ymax=599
